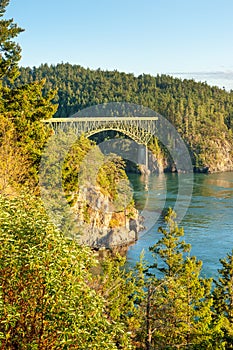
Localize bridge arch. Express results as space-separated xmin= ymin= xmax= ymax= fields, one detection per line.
xmin=41 ymin=103 xmax=193 ymax=229
xmin=86 ymin=127 xmax=146 ymax=145
xmin=44 ymin=116 xmax=158 ymax=146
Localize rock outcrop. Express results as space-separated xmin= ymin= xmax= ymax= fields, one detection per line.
xmin=145 ymin=137 xmax=233 ymax=174
xmin=72 ymin=184 xmax=143 ymax=249
xmin=198 ymin=138 xmax=233 ymax=173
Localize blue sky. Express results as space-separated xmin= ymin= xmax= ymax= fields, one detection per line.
xmin=6 ymin=0 xmax=233 ymax=90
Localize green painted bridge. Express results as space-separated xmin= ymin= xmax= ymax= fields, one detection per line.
xmin=44 ymin=116 xmax=158 ymax=145
xmin=43 ymin=115 xmax=158 ymax=173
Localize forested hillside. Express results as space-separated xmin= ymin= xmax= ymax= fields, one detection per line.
xmin=15 ymin=63 xmax=233 ymax=172
xmin=2 ymin=0 xmax=233 ymax=348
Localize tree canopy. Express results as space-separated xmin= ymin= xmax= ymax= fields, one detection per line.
xmin=0 ymin=0 xmax=24 ymax=81
xmin=13 ymin=63 xmax=233 ymax=172
xmin=1 ymin=1 xmax=233 ymax=349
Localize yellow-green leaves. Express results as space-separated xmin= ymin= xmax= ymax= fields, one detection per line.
xmin=0 ymin=194 xmax=135 ymax=349
xmin=0 ymin=0 xmax=24 ymax=81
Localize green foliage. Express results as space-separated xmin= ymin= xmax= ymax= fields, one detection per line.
xmin=93 ymin=254 xmax=144 ymax=343
xmin=97 ymin=155 xmax=128 ymax=201
xmin=148 ymin=136 xmax=165 ymax=168
xmin=0 ymin=81 xmax=57 ymax=191
xmin=0 ymin=4 xmax=57 ymax=193
xmin=62 ymin=133 xmax=95 ymax=202
xmin=14 ymin=63 xmax=233 ymax=172
xmin=63 ymin=136 xmax=134 ymax=212
xmin=1 ymin=4 xmax=233 ymax=348
xmin=149 ymin=208 xmax=191 ymax=277
xmin=0 ymin=0 xmax=24 ymax=81
xmin=0 ymin=194 xmax=135 ymax=349
xmin=0 ymin=194 xmax=232 ymax=349
xmin=136 ymin=209 xmax=218 ymax=350
xmin=0 ymin=114 xmax=30 ymax=195
xmin=213 ymin=250 xmax=233 ymax=348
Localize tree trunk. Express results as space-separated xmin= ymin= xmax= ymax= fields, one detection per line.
xmin=146 ymin=284 xmax=152 ymax=350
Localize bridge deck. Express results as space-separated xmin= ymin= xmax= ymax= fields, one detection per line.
xmin=43 ymin=116 xmax=158 ymax=146
xmin=44 ymin=116 xmax=158 ymax=122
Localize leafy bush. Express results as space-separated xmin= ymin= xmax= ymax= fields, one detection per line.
xmin=0 ymin=194 xmax=134 ymax=349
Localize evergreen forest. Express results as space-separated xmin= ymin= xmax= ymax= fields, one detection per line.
xmin=1 ymin=1 xmax=233 ymax=349
xmin=14 ymin=61 xmax=233 ymax=173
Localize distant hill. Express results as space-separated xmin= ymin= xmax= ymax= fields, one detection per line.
xmin=15 ymin=63 xmax=233 ymax=172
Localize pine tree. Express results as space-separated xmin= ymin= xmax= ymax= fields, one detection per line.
xmin=213 ymin=250 xmax=233 ymax=348
xmin=0 ymin=1 xmax=57 ymax=192
xmin=0 ymin=0 xmax=24 ymax=81
xmin=139 ymin=209 xmax=215 ymax=349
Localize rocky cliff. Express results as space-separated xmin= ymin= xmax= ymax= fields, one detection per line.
xmin=72 ymin=184 xmax=143 ymax=249
xmin=194 ymin=137 xmax=233 ymax=173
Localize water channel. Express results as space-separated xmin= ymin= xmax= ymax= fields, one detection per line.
xmin=126 ymin=172 xmax=233 ymax=279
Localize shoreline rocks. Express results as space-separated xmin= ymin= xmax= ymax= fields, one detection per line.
xmin=72 ymin=184 xmax=144 ymax=250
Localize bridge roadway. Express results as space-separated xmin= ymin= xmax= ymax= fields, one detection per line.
xmin=43 ymin=116 xmax=158 ymax=145
xmin=43 ymin=116 xmax=158 ymax=172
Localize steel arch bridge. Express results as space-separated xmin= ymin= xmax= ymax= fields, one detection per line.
xmin=43 ymin=116 xmax=158 ymax=145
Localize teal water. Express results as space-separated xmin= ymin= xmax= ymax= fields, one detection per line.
xmin=126 ymin=172 xmax=233 ymax=279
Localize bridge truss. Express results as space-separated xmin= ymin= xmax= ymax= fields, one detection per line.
xmin=44 ymin=116 xmax=158 ymax=145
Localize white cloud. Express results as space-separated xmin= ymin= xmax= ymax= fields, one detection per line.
xmin=170 ymin=71 xmax=233 ymax=91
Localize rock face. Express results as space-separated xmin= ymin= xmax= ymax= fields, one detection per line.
xmin=72 ymin=185 xmax=143 ymax=249
xmin=200 ymin=138 xmax=233 ymax=173
xmin=146 ymin=138 xmax=233 ymax=174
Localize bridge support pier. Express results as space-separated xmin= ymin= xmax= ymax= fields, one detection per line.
xmin=138 ymin=144 xmax=149 ymax=173
xmin=145 ymin=144 xmax=149 ymax=191
xmin=145 ymin=143 xmax=148 ymax=173
xmin=137 ymin=144 xmax=149 ymax=191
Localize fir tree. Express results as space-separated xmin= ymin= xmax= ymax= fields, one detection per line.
xmin=138 ymin=209 xmax=215 ymax=349
xmin=213 ymin=250 xmax=233 ymax=348
xmin=0 ymin=0 xmax=24 ymax=81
